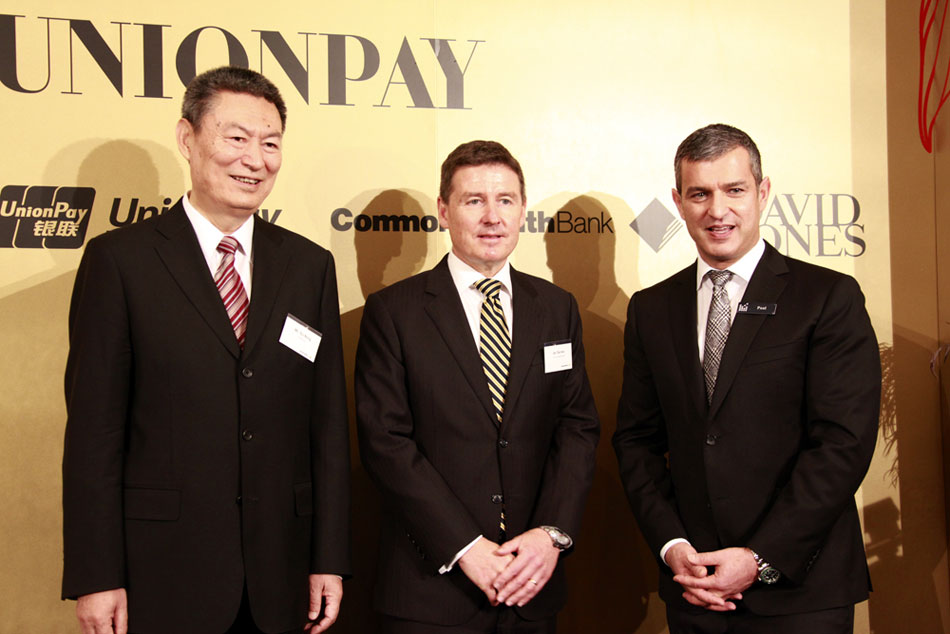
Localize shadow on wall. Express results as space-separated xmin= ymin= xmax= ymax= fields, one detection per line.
xmin=2 ymin=139 xmax=183 ymax=298
xmin=0 ymin=139 xmax=183 ymax=632
xmin=540 ymin=194 xmax=665 ymax=634
xmin=864 ymin=340 xmax=945 ymax=633
xmin=74 ymin=139 xmax=185 ymax=239
xmin=335 ymin=189 xmax=430 ymax=633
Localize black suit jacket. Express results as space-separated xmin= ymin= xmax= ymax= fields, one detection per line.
xmin=612 ymin=243 xmax=880 ymax=616
xmin=62 ymin=201 xmax=351 ymax=634
xmin=355 ymin=256 xmax=599 ymax=625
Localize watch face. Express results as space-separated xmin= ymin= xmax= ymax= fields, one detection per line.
xmin=542 ymin=527 xmax=572 ymax=549
xmin=760 ymin=567 xmax=781 ymax=584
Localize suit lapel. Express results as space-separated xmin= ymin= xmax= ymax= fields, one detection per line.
xmin=668 ymin=264 xmax=707 ymax=421
xmin=242 ymin=217 xmax=290 ymax=358
xmin=154 ymin=201 xmax=241 ymax=358
xmin=424 ymin=258 xmax=497 ymax=425
xmin=501 ymin=268 xmax=545 ymax=428
xmin=708 ymin=244 xmax=789 ymax=418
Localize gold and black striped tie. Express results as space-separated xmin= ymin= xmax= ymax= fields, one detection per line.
xmin=475 ymin=278 xmax=511 ymax=425
xmin=475 ymin=278 xmax=511 ymax=538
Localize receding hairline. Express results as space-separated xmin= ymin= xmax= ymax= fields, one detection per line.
xmin=439 ymin=140 xmax=526 ymax=203
xmin=181 ymin=66 xmax=287 ymax=132
xmin=674 ymin=123 xmax=762 ymax=192
xmin=444 ymin=162 xmax=524 ymax=200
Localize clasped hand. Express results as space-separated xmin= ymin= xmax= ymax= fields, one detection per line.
xmin=458 ymin=529 xmax=560 ymax=608
xmin=667 ymin=543 xmax=758 ymax=611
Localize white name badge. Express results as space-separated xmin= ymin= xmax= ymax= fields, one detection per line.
xmin=543 ymin=340 xmax=572 ymax=373
xmin=279 ymin=313 xmax=322 ymax=362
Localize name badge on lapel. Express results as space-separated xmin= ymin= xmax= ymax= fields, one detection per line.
xmin=544 ymin=340 xmax=572 ymax=373
xmin=737 ymin=302 xmax=777 ymax=316
xmin=279 ymin=313 xmax=322 ymax=362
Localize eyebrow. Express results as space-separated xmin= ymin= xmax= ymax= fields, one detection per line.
xmin=721 ymin=180 xmax=748 ymax=189
xmin=685 ymin=180 xmax=748 ymax=194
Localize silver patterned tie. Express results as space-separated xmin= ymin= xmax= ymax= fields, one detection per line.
xmin=703 ymin=270 xmax=734 ymax=403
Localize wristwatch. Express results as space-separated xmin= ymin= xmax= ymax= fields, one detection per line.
xmin=751 ymin=550 xmax=781 ymax=584
xmin=539 ymin=526 xmax=573 ymax=550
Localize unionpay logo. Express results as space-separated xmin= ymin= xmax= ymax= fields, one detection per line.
xmin=0 ymin=185 xmax=94 ymax=248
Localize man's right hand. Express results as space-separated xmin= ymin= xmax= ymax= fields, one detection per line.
xmin=666 ymin=542 xmax=736 ymax=611
xmin=458 ymin=537 xmax=515 ymax=605
xmin=76 ymin=588 xmax=128 ymax=634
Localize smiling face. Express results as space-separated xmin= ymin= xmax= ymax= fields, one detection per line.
xmin=176 ymin=90 xmax=283 ymax=233
xmin=672 ymin=146 xmax=770 ymax=269
xmin=438 ymin=163 xmax=526 ymax=277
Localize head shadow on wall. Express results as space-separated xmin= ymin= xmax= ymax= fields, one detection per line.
xmin=540 ymin=194 xmax=662 ymax=633
xmin=335 ymin=188 xmax=431 ymax=633
xmin=2 ymin=139 xmax=183 ymax=297
xmin=75 ymin=139 xmax=185 ymax=240
xmin=0 ymin=138 xmax=184 ymax=630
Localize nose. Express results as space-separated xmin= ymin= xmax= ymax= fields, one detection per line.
xmin=708 ymin=192 xmax=728 ymax=220
xmin=241 ymin=141 xmax=265 ymax=170
xmin=482 ymin=201 xmax=501 ymax=224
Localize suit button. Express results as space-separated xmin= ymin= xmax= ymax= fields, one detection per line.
xmin=236 ymin=496 xmax=242 ymax=505
xmin=491 ymin=494 xmax=504 ymax=504
xmin=242 ymin=429 xmax=253 ymax=441
xmin=705 ymin=434 xmax=717 ymax=446
xmin=242 ymin=367 xmax=254 ymax=378
xmin=498 ymin=439 xmax=509 ymax=448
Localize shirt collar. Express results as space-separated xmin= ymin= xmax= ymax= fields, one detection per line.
xmin=694 ymin=238 xmax=766 ymax=290
xmin=182 ymin=191 xmax=255 ymax=257
xmin=447 ymin=251 xmax=513 ymax=297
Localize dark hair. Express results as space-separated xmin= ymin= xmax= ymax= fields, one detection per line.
xmin=674 ymin=123 xmax=762 ymax=192
xmin=181 ymin=66 xmax=287 ymax=131
xmin=439 ymin=140 xmax=525 ymax=202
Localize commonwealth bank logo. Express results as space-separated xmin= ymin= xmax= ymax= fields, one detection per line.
xmin=629 ymin=198 xmax=681 ymax=253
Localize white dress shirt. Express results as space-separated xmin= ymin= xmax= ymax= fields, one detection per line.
xmin=447 ymin=251 xmax=515 ymax=344
xmin=182 ymin=192 xmax=255 ymax=299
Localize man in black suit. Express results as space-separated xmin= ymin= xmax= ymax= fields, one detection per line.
xmin=355 ymin=140 xmax=599 ymax=633
xmin=613 ymin=124 xmax=880 ymax=633
xmin=62 ymin=66 xmax=350 ymax=634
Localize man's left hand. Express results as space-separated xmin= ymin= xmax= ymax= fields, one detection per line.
xmin=492 ymin=528 xmax=560 ymax=607
xmin=672 ymin=547 xmax=758 ymax=610
xmin=304 ymin=574 xmax=343 ymax=633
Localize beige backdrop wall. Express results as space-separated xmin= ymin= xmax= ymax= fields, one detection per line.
xmin=0 ymin=1 xmax=902 ymax=632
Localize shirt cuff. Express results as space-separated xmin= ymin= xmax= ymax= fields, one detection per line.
xmin=660 ymin=538 xmax=691 ymax=567
xmin=438 ymin=535 xmax=483 ymax=574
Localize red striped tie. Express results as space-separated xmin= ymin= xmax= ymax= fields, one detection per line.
xmin=215 ymin=236 xmax=249 ymax=348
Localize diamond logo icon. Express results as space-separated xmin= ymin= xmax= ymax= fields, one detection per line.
xmin=630 ymin=198 xmax=681 ymax=253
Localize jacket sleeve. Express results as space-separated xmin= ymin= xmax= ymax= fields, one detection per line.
xmin=526 ymin=292 xmax=600 ymax=540
xmin=309 ymin=252 xmax=352 ymax=576
xmin=62 ymin=236 xmax=130 ymax=599
xmin=612 ymin=292 xmax=689 ymax=559
xmin=748 ymin=275 xmax=880 ymax=584
xmin=355 ymin=292 xmax=483 ymax=568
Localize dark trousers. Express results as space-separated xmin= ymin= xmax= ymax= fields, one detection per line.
xmin=131 ymin=590 xmax=302 ymax=634
xmin=667 ymin=603 xmax=854 ymax=634
xmin=224 ymin=585 xmax=303 ymax=634
xmin=380 ymin=607 xmax=557 ymax=634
